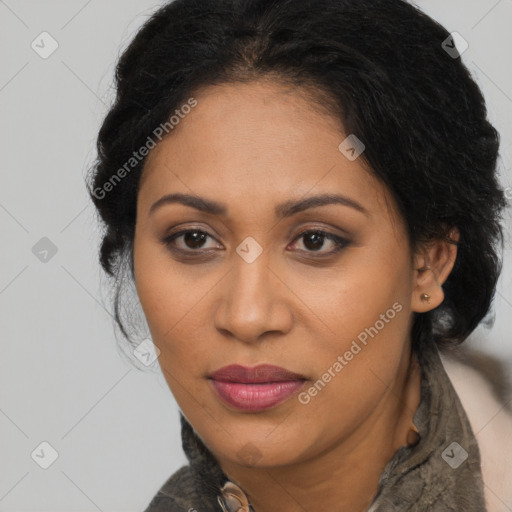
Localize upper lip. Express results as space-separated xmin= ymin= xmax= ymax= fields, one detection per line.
xmin=209 ymin=364 xmax=306 ymax=383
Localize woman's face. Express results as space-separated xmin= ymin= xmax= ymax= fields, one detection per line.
xmin=133 ymin=79 xmax=422 ymax=468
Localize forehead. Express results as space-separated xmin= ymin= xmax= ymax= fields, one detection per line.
xmin=138 ymin=80 xmax=395 ymax=222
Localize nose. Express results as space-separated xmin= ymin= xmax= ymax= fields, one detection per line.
xmin=214 ymin=248 xmax=293 ymax=345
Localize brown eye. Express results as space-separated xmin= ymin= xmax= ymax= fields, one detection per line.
xmin=181 ymin=230 xmax=208 ymax=249
xmin=163 ymin=229 xmax=220 ymax=252
xmin=302 ymin=231 xmax=326 ymax=251
xmin=290 ymin=230 xmax=350 ymax=255
xmin=161 ymin=227 xmax=350 ymax=259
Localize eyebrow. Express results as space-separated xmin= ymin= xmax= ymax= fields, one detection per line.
xmin=149 ymin=192 xmax=369 ymax=218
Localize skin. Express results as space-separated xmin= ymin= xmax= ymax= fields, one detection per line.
xmin=133 ymin=79 xmax=459 ymax=512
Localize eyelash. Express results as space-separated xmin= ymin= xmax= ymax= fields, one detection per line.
xmin=161 ymin=228 xmax=350 ymax=258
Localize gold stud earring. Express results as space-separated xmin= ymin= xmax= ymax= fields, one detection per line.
xmin=420 ymin=293 xmax=431 ymax=304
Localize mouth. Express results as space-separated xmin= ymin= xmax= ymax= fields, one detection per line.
xmin=208 ymin=364 xmax=307 ymax=411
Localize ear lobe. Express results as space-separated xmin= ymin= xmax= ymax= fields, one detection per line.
xmin=411 ymin=227 xmax=459 ymax=313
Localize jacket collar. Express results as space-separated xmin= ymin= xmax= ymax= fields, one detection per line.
xmin=178 ymin=340 xmax=488 ymax=511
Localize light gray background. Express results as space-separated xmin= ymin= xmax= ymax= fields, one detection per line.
xmin=1 ymin=0 xmax=511 ymax=510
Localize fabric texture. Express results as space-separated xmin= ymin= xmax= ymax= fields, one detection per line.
xmin=440 ymin=351 xmax=512 ymax=511
xmin=143 ymin=340 xmax=488 ymax=511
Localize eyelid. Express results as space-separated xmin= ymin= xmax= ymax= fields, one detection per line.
xmin=288 ymin=221 xmax=353 ymax=240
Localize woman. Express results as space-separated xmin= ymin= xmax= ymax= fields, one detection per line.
xmin=87 ymin=0 xmax=511 ymax=510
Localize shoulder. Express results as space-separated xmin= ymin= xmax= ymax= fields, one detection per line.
xmin=440 ymin=347 xmax=512 ymax=512
xmin=142 ymin=465 xmax=205 ymax=512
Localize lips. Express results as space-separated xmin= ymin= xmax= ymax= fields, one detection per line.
xmin=208 ymin=364 xmax=306 ymax=411
xmin=209 ymin=364 xmax=306 ymax=383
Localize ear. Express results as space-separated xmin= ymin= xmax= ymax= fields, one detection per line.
xmin=411 ymin=227 xmax=459 ymax=313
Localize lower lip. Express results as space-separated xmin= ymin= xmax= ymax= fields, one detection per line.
xmin=209 ymin=380 xmax=305 ymax=411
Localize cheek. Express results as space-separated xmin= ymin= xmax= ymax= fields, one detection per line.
xmin=307 ymin=250 xmax=410 ymax=343
xmin=133 ymin=239 xmax=217 ymax=370
xmin=294 ymin=299 xmax=410 ymax=441
xmin=134 ymin=231 xmax=187 ymax=326
xmin=294 ymin=252 xmax=412 ymax=404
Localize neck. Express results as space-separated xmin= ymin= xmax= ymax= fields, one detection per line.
xmin=217 ymin=347 xmax=422 ymax=512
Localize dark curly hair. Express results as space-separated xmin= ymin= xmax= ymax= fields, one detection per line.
xmin=87 ymin=0 xmax=508 ymax=355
